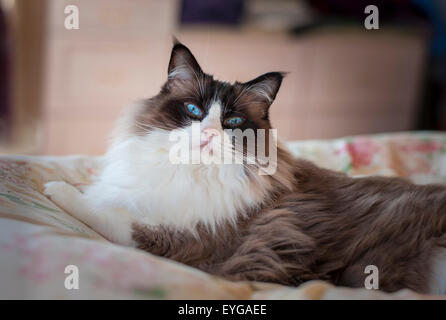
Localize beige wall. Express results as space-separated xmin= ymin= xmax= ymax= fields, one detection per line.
xmin=39 ymin=0 xmax=427 ymax=155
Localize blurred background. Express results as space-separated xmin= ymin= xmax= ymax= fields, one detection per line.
xmin=0 ymin=0 xmax=444 ymax=155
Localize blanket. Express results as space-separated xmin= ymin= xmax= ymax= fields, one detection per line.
xmin=1 ymin=132 xmax=446 ymax=299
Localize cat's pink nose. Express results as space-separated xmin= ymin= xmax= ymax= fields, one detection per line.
xmin=202 ymin=128 xmax=219 ymax=138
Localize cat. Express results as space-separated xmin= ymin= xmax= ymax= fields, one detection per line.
xmin=44 ymin=40 xmax=446 ymax=294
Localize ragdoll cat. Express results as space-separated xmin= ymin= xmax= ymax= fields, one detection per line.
xmin=44 ymin=41 xmax=446 ymax=294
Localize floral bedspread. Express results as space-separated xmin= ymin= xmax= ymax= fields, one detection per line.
xmin=1 ymin=132 xmax=446 ymax=299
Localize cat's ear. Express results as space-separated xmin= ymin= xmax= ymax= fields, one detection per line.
xmin=242 ymin=72 xmax=286 ymax=105
xmin=167 ymin=40 xmax=203 ymax=81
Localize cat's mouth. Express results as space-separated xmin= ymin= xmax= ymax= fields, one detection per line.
xmin=200 ymin=140 xmax=215 ymax=156
xmin=200 ymin=140 xmax=210 ymax=148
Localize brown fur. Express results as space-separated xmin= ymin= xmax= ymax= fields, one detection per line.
xmin=133 ymin=154 xmax=446 ymax=293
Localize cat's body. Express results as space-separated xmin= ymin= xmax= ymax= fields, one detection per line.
xmin=132 ymin=160 xmax=446 ymax=293
xmin=45 ymin=41 xmax=446 ymax=294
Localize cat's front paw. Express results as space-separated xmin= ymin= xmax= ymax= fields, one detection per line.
xmin=44 ymin=181 xmax=71 ymax=196
xmin=44 ymin=181 xmax=81 ymax=208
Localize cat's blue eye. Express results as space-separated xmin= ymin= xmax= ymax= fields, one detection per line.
xmin=225 ymin=116 xmax=245 ymax=126
xmin=186 ymin=103 xmax=202 ymax=117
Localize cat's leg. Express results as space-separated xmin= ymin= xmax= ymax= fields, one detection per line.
xmin=216 ymin=209 xmax=318 ymax=285
xmin=44 ymin=181 xmax=135 ymax=246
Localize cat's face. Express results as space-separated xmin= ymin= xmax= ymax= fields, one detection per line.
xmin=132 ymin=41 xmax=283 ymax=169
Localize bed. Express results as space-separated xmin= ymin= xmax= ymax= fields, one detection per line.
xmin=1 ymin=132 xmax=446 ymax=299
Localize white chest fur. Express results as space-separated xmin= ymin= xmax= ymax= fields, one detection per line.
xmin=84 ymin=133 xmax=268 ymax=232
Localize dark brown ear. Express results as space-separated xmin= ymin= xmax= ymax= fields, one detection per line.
xmin=242 ymin=72 xmax=285 ymax=105
xmin=167 ymin=40 xmax=203 ymax=81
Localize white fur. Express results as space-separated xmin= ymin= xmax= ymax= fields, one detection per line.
xmin=202 ymin=101 xmax=221 ymax=128
xmin=44 ymin=181 xmax=135 ymax=245
xmin=45 ymin=101 xmax=272 ymax=243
